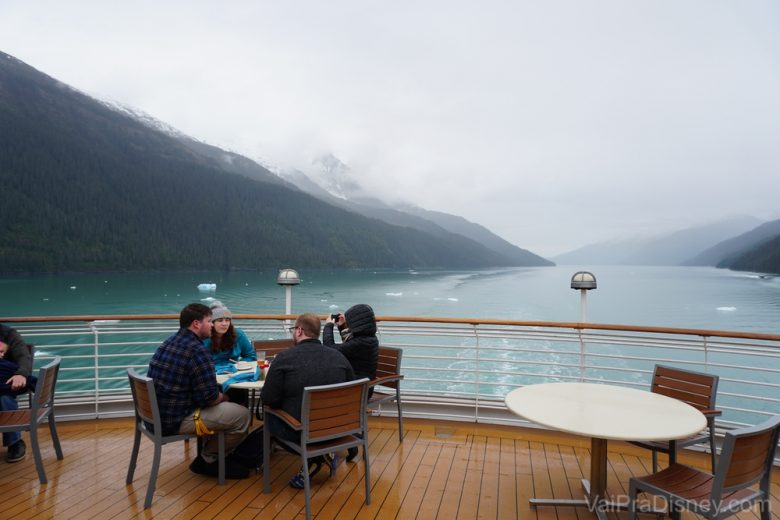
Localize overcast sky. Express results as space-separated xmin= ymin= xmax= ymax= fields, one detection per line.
xmin=2 ymin=1 xmax=779 ymax=257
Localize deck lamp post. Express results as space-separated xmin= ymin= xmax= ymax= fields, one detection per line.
xmin=277 ymin=268 xmax=300 ymax=331
xmin=571 ymin=271 xmax=597 ymax=322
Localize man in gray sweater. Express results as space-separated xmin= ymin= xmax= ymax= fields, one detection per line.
xmin=261 ymin=312 xmax=355 ymax=488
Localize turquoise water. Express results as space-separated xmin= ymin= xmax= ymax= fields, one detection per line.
xmin=2 ymin=265 xmax=779 ymax=334
xmin=0 ymin=266 xmax=780 ymax=333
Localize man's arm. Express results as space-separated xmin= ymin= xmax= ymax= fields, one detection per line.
xmin=260 ymin=361 xmax=284 ymax=407
xmin=4 ymin=327 xmax=32 ymax=376
xmin=322 ymin=323 xmax=337 ymax=347
xmin=190 ymin=349 xmax=222 ymax=407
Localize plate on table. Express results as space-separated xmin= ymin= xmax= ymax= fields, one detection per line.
xmin=235 ymin=361 xmax=255 ymax=371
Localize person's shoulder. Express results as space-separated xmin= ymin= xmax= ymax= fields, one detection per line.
xmin=235 ymin=328 xmax=249 ymax=340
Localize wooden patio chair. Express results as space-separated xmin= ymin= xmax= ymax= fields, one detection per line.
xmin=0 ymin=356 xmax=64 ymax=484
xmin=628 ymin=414 xmax=780 ymax=520
xmin=126 ymin=368 xmax=226 ymax=509
xmin=252 ymin=338 xmax=294 ymax=361
xmin=368 ymin=346 xmax=405 ymax=442
xmin=263 ymin=378 xmax=371 ymax=520
xmin=629 ymin=364 xmax=721 ymax=472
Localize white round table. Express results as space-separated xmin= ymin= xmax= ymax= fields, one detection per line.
xmin=505 ymin=382 xmax=706 ymax=519
xmin=217 ymin=370 xmax=265 ymax=421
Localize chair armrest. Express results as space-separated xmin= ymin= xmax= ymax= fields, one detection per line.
xmin=369 ymin=374 xmax=404 ymax=388
xmin=262 ymin=406 xmax=302 ymax=430
xmin=702 ymin=409 xmax=722 ymax=417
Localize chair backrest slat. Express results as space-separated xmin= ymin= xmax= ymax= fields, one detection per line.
xmin=127 ymin=369 xmax=162 ymax=433
xmin=302 ymin=379 xmax=368 ymax=443
xmin=31 ymin=357 xmax=61 ymax=415
xmin=375 ymin=346 xmax=402 ymax=388
xmin=715 ymin=415 xmax=780 ymax=495
xmin=252 ymin=339 xmax=294 ymax=361
xmin=722 ymin=427 xmax=778 ymax=489
xmin=651 ymin=365 xmax=718 ymax=412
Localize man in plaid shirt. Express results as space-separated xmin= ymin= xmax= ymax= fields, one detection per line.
xmin=148 ymin=303 xmax=251 ymax=479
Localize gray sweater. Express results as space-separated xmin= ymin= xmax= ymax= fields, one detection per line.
xmin=260 ymin=338 xmax=355 ymax=420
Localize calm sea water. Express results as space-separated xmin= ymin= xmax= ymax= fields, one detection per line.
xmin=2 ymin=266 xmax=779 ymax=334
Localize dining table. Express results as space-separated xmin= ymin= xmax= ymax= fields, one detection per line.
xmin=217 ymin=367 xmax=266 ymax=421
xmin=504 ymin=382 xmax=706 ymax=520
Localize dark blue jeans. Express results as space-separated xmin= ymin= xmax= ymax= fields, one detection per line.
xmin=0 ymin=394 xmax=21 ymax=446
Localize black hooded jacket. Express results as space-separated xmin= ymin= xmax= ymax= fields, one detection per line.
xmin=323 ymin=304 xmax=379 ymax=382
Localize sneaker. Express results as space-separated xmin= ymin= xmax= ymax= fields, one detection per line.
xmin=346 ymin=447 xmax=359 ymax=463
xmin=288 ymin=457 xmax=324 ymax=489
xmin=6 ymin=440 xmax=26 ymax=463
xmin=189 ymin=455 xmax=249 ymax=479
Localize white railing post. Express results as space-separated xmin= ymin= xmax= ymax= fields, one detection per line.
xmin=88 ymin=321 xmax=100 ymax=417
xmin=578 ymin=327 xmax=586 ymax=382
xmin=474 ymin=324 xmax=480 ymax=423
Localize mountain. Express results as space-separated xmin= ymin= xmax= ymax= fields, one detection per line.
xmin=554 ymin=216 xmax=764 ymax=266
xmin=397 ymin=204 xmax=553 ymax=266
xmin=279 ymin=162 xmax=553 ymax=266
xmin=724 ymin=234 xmax=780 ymax=274
xmin=553 ymin=237 xmax=649 ymax=265
xmin=0 ymin=51 xmax=548 ymax=272
xmin=684 ymin=219 xmax=780 ymax=267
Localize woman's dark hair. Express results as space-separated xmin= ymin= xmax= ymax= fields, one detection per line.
xmin=210 ymin=320 xmax=236 ymax=353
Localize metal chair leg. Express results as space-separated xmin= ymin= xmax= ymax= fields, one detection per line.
xmin=30 ymin=422 xmax=48 ymax=484
xmin=126 ymin=427 xmax=141 ymax=484
xmin=47 ymin=411 xmax=64 ymax=460
xmin=145 ymin=442 xmax=163 ymax=509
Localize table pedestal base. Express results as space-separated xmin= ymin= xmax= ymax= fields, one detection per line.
xmin=527 ymin=438 xmax=613 ymax=520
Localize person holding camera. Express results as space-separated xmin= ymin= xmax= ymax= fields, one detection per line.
xmin=324 ymin=304 xmax=379 ymax=461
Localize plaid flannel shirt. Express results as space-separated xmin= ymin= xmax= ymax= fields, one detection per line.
xmin=147 ymin=328 xmax=219 ymax=435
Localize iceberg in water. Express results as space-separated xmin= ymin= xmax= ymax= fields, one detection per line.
xmin=197 ymin=283 xmax=217 ymax=292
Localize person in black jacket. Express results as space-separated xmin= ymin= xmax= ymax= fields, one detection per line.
xmin=0 ymin=323 xmax=34 ymax=463
xmin=261 ymin=313 xmax=355 ymax=488
xmin=323 ymin=304 xmax=379 ymax=383
xmin=323 ymin=303 xmax=379 ymax=461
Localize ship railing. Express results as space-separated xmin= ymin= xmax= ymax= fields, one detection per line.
xmin=2 ymin=314 xmax=780 ymax=438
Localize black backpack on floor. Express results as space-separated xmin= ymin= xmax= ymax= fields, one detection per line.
xmin=229 ymin=426 xmax=263 ymax=471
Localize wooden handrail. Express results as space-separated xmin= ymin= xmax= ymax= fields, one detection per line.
xmin=1 ymin=313 xmax=779 ymax=342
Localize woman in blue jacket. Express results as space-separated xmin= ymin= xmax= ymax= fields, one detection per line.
xmin=204 ymin=302 xmax=256 ymax=404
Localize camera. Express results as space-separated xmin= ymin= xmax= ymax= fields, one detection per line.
xmin=331 ymin=313 xmax=341 ymax=321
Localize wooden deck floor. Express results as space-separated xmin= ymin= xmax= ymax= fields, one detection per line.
xmin=0 ymin=416 xmax=777 ymax=519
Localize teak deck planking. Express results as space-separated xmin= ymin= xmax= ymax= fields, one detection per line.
xmin=0 ymin=416 xmax=777 ymax=520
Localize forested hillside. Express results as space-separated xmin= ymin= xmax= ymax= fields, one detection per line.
xmin=724 ymin=235 xmax=780 ymax=274
xmin=0 ymin=52 xmax=548 ymax=273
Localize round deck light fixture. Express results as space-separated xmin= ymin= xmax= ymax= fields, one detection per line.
xmin=277 ymin=268 xmax=300 ymax=331
xmin=571 ymin=271 xmax=596 ymax=322
xmin=570 ymin=271 xmax=597 ymax=290
xmin=276 ymin=268 xmax=301 ymax=286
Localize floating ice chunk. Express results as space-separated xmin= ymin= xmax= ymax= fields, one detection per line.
xmin=201 ymin=297 xmax=216 ymax=303
xmin=447 ymin=298 xmax=459 ymax=302
xmin=197 ymin=283 xmax=217 ymax=291
xmin=717 ymin=306 xmax=736 ymax=312
xmin=70 ymin=286 xmax=77 ymax=290
xmin=42 ymin=298 xmax=49 ymax=301
xmin=329 ymin=304 xmax=339 ymax=309
xmin=385 ymin=292 xmax=403 ymax=297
